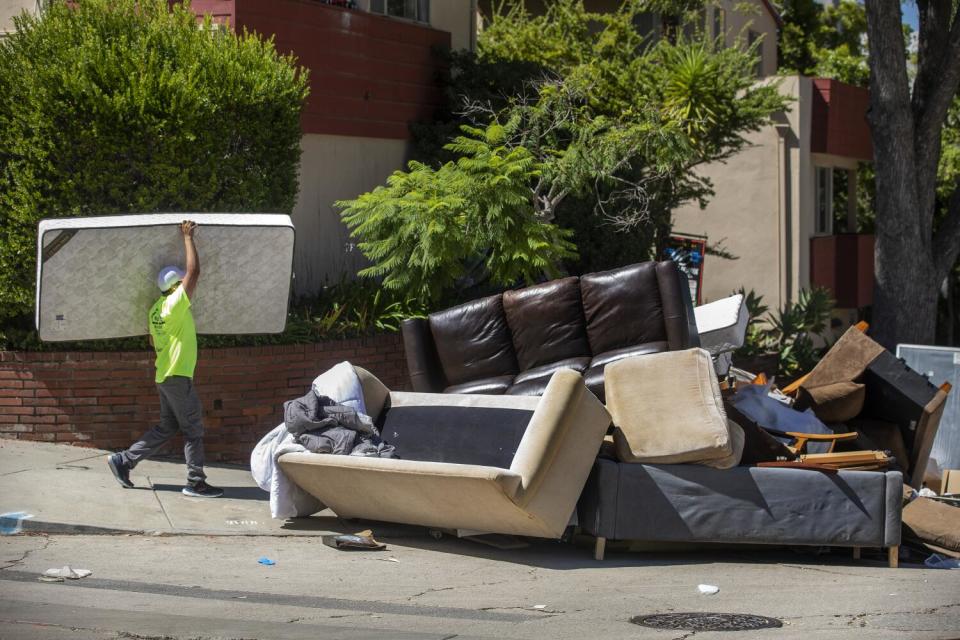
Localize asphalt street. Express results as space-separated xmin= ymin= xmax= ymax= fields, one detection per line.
xmin=1 ymin=533 xmax=958 ymax=640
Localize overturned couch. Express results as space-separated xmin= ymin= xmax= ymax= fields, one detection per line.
xmin=277 ymin=367 xmax=611 ymax=539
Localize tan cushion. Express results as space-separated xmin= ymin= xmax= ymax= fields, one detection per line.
xmin=354 ymin=366 xmax=390 ymax=421
xmin=608 ymin=348 xmax=740 ymax=466
xmin=902 ymin=496 xmax=960 ymax=557
xmin=698 ymin=420 xmax=745 ymax=469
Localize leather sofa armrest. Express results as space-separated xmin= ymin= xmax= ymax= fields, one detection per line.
xmin=401 ymin=317 xmax=446 ymax=392
xmin=656 ymin=260 xmax=700 ymax=350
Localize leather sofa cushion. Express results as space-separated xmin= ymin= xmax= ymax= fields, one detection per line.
xmin=583 ymin=342 xmax=668 ymax=402
xmin=503 ymin=277 xmax=590 ymax=370
xmin=514 ymin=357 xmax=592 ymax=383
xmin=580 ymin=262 xmax=667 ymax=355
xmin=429 ymin=294 xmax=518 ymax=387
xmin=445 ymin=375 xmax=515 ymax=395
xmin=507 ymin=358 xmax=591 ymax=396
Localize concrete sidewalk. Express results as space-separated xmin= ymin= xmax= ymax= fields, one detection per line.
xmin=0 ymin=439 xmax=355 ymax=536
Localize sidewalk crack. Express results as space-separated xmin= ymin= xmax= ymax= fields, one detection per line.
xmin=0 ymin=534 xmax=51 ymax=570
xmin=147 ymin=476 xmax=175 ymax=531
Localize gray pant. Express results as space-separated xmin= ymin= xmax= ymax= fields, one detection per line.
xmin=121 ymin=376 xmax=206 ymax=485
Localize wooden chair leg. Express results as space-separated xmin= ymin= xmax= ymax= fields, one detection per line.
xmin=888 ymin=546 xmax=899 ymax=568
xmin=852 ymin=546 xmax=861 ymax=560
xmin=594 ymin=536 xmax=606 ymax=561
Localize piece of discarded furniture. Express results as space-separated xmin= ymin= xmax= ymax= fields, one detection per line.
xmin=278 ymin=368 xmax=611 ymax=539
xmin=577 ymin=348 xmax=903 ymax=566
xmin=35 ymin=213 xmax=294 ymax=341
xmin=791 ymin=325 xmax=951 ymax=489
xmin=401 ymin=260 xmax=698 ymax=401
xmin=605 ymin=348 xmax=745 ymax=468
xmin=693 ymin=293 xmax=748 ymax=377
xmin=578 ymin=459 xmax=903 ymax=566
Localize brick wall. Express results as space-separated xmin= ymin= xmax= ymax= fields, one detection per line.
xmin=0 ymin=334 xmax=409 ymax=465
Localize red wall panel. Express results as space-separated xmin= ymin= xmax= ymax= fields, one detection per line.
xmin=810 ymin=233 xmax=875 ymax=308
xmin=811 ymin=79 xmax=873 ymax=161
xmin=215 ymin=0 xmax=450 ymax=140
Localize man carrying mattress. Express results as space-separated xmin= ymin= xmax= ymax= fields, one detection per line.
xmin=107 ymin=220 xmax=223 ymax=498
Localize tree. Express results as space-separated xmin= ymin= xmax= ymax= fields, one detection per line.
xmin=338 ymin=122 xmax=577 ymax=304
xmin=778 ymin=0 xmax=870 ymax=86
xmin=0 ymin=0 xmax=309 ymax=323
xmin=346 ymin=0 xmax=787 ymax=304
xmin=863 ymin=1 xmax=960 ymax=348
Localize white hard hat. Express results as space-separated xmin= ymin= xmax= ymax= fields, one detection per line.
xmin=157 ymin=266 xmax=185 ymax=292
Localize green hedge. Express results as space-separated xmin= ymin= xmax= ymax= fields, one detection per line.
xmin=0 ymin=0 xmax=309 ymax=322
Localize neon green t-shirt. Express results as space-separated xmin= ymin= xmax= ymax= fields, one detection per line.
xmin=148 ymin=286 xmax=197 ymax=383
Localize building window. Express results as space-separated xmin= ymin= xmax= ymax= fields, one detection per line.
xmin=815 ymin=166 xmax=833 ymax=235
xmin=748 ymin=29 xmax=763 ymax=76
xmin=713 ymin=8 xmax=725 ymax=46
xmin=369 ymin=0 xmax=429 ymax=23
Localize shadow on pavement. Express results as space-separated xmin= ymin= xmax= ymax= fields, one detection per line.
xmin=151 ymin=484 xmax=269 ymax=501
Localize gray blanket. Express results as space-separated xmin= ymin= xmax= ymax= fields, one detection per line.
xmin=283 ymin=392 xmax=395 ymax=458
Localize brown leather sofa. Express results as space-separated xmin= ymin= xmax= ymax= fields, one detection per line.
xmin=401 ymin=260 xmax=699 ymax=400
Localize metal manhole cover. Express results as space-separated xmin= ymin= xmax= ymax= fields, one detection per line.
xmin=631 ymin=613 xmax=783 ymax=631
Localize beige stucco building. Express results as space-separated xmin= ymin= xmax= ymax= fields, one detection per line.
xmin=1 ymin=0 xmax=37 ymax=35
xmin=672 ymin=75 xmax=873 ymax=312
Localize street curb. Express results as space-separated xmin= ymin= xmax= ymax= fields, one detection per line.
xmin=21 ymin=520 xmax=147 ymax=536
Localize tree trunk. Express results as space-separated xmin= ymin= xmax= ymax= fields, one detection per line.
xmin=872 ymin=239 xmax=939 ymax=349
xmin=864 ymin=0 xmax=955 ymax=349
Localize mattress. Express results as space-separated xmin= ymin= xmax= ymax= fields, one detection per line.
xmin=35 ymin=214 xmax=295 ymax=341
xmin=693 ymin=293 xmax=748 ymax=356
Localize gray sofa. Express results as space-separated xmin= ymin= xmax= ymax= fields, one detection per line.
xmin=578 ymin=459 xmax=903 ymax=566
xmin=575 ymin=348 xmax=904 ymax=566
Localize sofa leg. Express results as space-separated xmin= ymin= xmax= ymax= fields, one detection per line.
xmin=594 ymin=536 xmax=606 ymax=561
xmin=888 ymin=546 xmax=899 ymax=569
xmin=852 ymin=546 xmax=861 ymax=560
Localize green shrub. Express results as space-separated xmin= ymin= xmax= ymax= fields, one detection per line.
xmin=337 ymin=122 xmax=577 ymax=305
xmin=735 ymin=287 xmax=835 ymax=379
xmin=0 ymin=0 xmax=309 ymax=322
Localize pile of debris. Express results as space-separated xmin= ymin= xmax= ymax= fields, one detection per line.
xmin=721 ymin=322 xmax=957 ymax=562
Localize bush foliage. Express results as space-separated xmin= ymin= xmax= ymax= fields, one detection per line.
xmin=0 ymin=0 xmax=309 ymax=322
xmin=735 ymin=287 xmax=835 ymax=379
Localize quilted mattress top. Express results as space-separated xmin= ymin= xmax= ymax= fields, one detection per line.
xmin=35 ymin=213 xmax=295 ymax=341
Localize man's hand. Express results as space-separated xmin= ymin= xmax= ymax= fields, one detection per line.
xmin=181 ymin=220 xmax=200 ymax=299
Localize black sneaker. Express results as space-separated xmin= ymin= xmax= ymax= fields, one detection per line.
xmin=107 ymin=453 xmax=134 ymax=488
xmin=182 ymin=481 xmax=223 ymax=498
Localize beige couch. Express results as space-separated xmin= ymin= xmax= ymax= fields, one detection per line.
xmin=278 ymin=367 xmax=611 ymax=538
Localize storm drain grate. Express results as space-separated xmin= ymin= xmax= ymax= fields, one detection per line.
xmin=631 ymin=612 xmax=783 ymax=631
